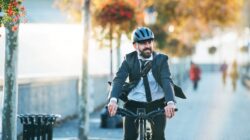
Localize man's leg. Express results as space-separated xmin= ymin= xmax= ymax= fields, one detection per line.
xmin=123 ymin=116 xmax=138 ymax=140
xmin=151 ymin=114 xmax=166 ymax=140
xmin=194 ymin=81 xmax=198 ymax=90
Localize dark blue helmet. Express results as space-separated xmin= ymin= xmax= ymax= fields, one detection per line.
xmin=131 ymin=27 xmax=154 ymax=44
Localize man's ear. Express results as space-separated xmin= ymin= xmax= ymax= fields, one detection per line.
xmin=133 ymin=43 xmax=137 ymax=49
xmin=133 ymin=43 xmax=138 ymax=50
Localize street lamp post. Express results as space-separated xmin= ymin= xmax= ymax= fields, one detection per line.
xmin=144 ymin=6 xmax=157 ymax=25
xmin=0 ymin=9 xmax=3 ymax=21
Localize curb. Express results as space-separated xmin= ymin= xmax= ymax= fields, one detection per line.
xmin=54 ymin=137 xmax=121 ymax=140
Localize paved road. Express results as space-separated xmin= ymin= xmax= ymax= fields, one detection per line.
xmin=53 ymin=72 xmax=250 ymax=140
xmin=166 ymin=73 xmax=250 ymax=140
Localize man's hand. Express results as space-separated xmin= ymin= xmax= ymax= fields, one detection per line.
xmin=107 ymin=99 xmax=118 ymax=117
xmin=164 ymin=102 xmax=176 ymax=119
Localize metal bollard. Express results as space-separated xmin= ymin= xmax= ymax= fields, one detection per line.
xmin=18 ymin=114 xmax=61 ymax=140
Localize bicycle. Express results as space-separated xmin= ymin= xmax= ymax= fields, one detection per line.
xmin=107 ymin=106 xmax=178 ymax=140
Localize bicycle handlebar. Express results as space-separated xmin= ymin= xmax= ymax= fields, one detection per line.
xmin=106 ymin=106 xmax=178 ymax=119
xmin=116 ymin=107 xmax=137 ymax=117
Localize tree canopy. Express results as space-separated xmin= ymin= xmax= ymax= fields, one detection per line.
xmin=54 ymin=0 xmax=244 ymax=57
xmin=143 ymin=0 xmax=243 ymax=56
xmin=0 ymin=0 xmax=26 ymax=34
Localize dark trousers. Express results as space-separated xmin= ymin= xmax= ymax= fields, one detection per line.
xmin=193 ymin=80 xmax=198 ymax=90
xmin=123 ymin=98 xmax=166 ymax=140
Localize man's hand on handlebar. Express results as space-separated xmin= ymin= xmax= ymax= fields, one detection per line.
xmin=164 ymin=102 xmax=176 ymax=119
xmin=108 ymin=98 xmax=118 ymax=117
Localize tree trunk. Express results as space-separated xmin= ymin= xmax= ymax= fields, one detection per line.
xmin=78 ymin=0 xmax=90 ymax=140
xmin=116 ymin=33 xmax=122 ymax=69
xmin=2 ymin=23 xmax=19 ymax=140
xmin=110 ymin=23 xmax=113 ymax=79
xmin=247 ymin=0 xmax=250 ymax=73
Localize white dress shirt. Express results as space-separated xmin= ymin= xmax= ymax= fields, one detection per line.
xmin=127 ymin=53 xmax=165 ymax=102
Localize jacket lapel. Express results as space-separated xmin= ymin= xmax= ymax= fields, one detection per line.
xmin=134 ymin=51 xmax=141 ymax=80
xmin=152 ymin=52 xmax=158 ymax=81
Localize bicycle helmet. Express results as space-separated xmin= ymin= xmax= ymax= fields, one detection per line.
xmin=131 ymin=27 xmax=154 ymax=44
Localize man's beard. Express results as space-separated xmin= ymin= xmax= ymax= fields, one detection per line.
xmin=139 ymin=48 xmax=152 ymax=58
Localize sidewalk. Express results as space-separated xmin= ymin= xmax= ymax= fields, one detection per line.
xmin=1 ymin=72 xmax=250 ymax=139
xmin=53 ymin=111 xmax=123 ymax=140
xmin=242 ymin=75 xmax=250 ymax=89
xmin=53 ymin=72 xmax=250 ymax=140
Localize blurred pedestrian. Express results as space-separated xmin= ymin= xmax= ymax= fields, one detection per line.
xmin=189 ymin=62 xmax=201 ymax=90
xmin=220 ymin=61 xmax=228 ymax=86
xmin=230 ymin=60 xmax=239 ymax=91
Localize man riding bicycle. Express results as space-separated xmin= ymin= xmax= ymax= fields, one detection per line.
xmin=108 ymin=27 xmax=176 ymax=140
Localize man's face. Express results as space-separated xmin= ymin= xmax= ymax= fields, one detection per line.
xmin=134 ymin=39 xmax=154 ymax=58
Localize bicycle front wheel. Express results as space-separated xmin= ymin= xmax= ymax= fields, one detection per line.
xmin=138 ymin=118 xmax=145 ymax=140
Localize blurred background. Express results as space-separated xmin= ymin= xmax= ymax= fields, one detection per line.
xmin=0 ymin=0 xmax=250 ymax=139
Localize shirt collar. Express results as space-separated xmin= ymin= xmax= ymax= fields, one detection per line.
xmin=137 ymin=52 xmax=153 ymax=61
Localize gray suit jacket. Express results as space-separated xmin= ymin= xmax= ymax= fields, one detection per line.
xmin=109 ymin=51 xmax=176 ymax=103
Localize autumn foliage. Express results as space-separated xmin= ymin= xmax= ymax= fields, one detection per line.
xmin=0 ymin=0 xmax=26 ymax=31
xmin=94 ymin=0 xmax=134 ymax=27
xmin=54 ymin=0 xmax=244 ymax=57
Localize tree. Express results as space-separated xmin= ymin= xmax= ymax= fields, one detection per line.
xmin=142 ymin=0 xmax=243 ymax=57
xmin=54 ymin=0 xmax=243 ymax=58
xmin=78 ymin=0 xmax=90 ymax=139
xmin=55 ymin=0 xmax=137 ymax=77
xmin=0 ymin=0 xmax=26 ymax=139
xmin=53 ymin=0 xmax=82 ymax=22
xmin=93 ymin=0 xmax=136 ymax=77
xmin=1 ymin=22 xmax=19 ymax=140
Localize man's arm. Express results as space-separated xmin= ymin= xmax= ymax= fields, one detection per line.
xmin=159 ymin=55 xmax=176 ymax=118
xmin=108 ymin=59 xmax=129 ymax=116
xmin=108 ymin=59 xmax=130 ymax=100
xmin=159 ymin=56 xmax=176 ymax=103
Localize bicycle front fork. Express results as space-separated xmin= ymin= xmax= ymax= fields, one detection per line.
xmin=145 ymin=121 xmax=152 ymax=140
xmin=137 ymin=108 xmax=153 ymax=140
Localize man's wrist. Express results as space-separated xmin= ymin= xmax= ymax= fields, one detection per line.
xmin=110 ymin=97 xmax=117 ymax=103
xmin=167 ymin=101 xmax=175 ymax=105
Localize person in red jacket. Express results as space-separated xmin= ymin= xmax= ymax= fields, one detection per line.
xmin=189 ymin=62 xmax=201 ymax=90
